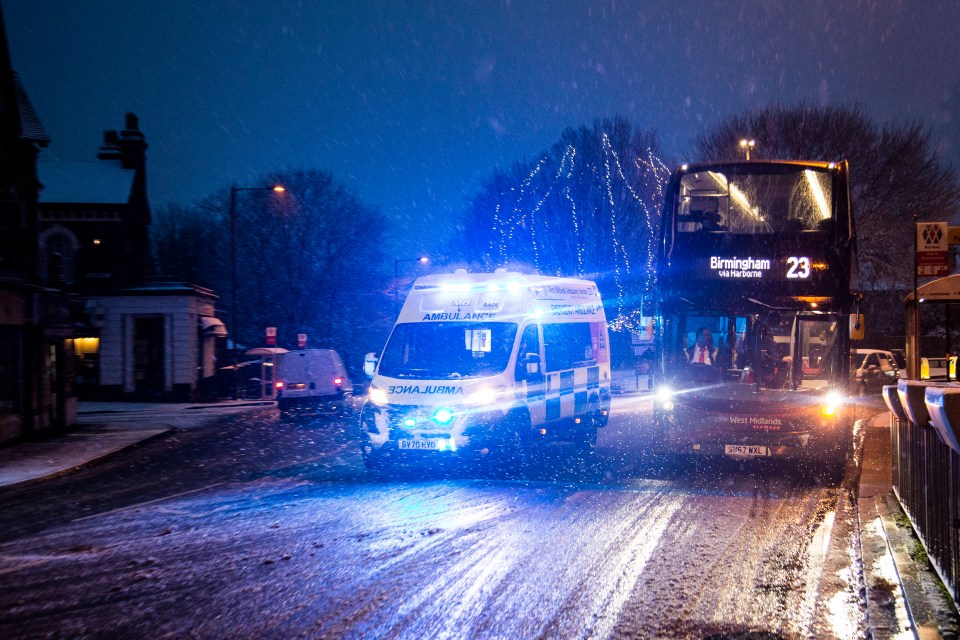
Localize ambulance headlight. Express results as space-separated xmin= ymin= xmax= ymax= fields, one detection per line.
xmin=821 ymin=390 xmax=844 ymax=417
xmin=465 ymin=387 xmax=497 ymax=406
xmin=433 ymin=407 xmax=455 ymax=425
xmin=655 ymin=386 xmax=675 ymax=411
xmin=368 ymin=386 xmax=388 ymax=407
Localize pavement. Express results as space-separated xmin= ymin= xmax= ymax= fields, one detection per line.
xmin=0 ymin=400 xmax=274 ymax=489
xmin=0 ymin=396 xmax=957 ymax=637
xmin=858 ymin=408 xmax=959 ymax=639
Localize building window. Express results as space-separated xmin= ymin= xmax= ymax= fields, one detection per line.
xmin=0 ymin=327 xmax=22 ymax=414
xmin=74 ymin=336 xmax=100 ymax=386
xmin=39 ymin=226 xmax=79 ymax=284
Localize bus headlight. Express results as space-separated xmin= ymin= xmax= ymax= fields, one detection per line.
xmin=465 ymin=387 xmax=497 ymax=406
xmin=821 ymin=390 xmax=844 ymax=417
xmin=655 ymin=386 xmax=675 ymax=411
xmin=368 ymin=386 xmax=388 ymax=407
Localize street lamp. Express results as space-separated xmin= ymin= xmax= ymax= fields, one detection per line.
xmin=229 ymin=184 xmax=285 ymax=399
xmin=739 ymin=138 xmax=756 ymax=160
xmin=394 ymin=256 xmax=429 ymax=311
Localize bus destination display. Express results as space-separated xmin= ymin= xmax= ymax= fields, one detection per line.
xmin=705 ymin=255 xmax=818 ymax=280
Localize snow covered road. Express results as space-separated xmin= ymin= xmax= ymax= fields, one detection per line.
xmin=0 ymin=399 xmax=872 ymax=639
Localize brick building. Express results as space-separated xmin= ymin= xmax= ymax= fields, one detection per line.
xmin=36 ymin=114 xmax=227 ymax=401
xmin=0 ymin=5 xmax=226 ymax=414
xmin=0 ymin=6 xmax=76 ymax=443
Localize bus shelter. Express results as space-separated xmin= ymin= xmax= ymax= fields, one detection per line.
xmin=244 ymin=347 xmax=288 ymax=400
xmin=904 ymin=273 xmax=960 ymax=380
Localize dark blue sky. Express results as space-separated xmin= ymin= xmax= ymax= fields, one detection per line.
xmin=5 ymin=1 xmax=960 ymax=250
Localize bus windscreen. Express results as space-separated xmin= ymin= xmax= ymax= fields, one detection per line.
xmin=677 ymin=167 xmax=834 ymax=234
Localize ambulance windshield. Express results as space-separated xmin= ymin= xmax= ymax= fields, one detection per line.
xmin=379 ymin=322 xmax=519 ymax=379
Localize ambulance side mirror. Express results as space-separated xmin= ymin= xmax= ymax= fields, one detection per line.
xmin=363 ymin=352 xmax=379 ymax=378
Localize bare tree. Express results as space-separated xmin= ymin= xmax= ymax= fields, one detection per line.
xmin=696 ymin=104 xmax=960 ymax=289
xmin=695 ymin=104 xmax=960 ymax=337
xmin=454 ymin=117 xmax=671 ymax=329
xmin=152 ymin=169 xmax=392 ymax=373
xmin=151 ymin=202 xmax=225 ymax=287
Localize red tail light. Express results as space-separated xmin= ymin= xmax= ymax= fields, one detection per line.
xmin=275 ymin=381 xmax=284 ymax=389
xmin=334 ymin=377 xmax=343 ymax=386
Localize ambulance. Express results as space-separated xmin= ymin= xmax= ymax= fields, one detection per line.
xmin=360 ymin=269 xmax=611 ymax=472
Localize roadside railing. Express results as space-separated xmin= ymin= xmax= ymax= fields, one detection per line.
xmin=884 ymin=380 xmax=960 ymax=604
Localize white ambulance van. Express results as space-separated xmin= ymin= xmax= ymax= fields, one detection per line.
xmin=360 ymin=269 xmax=611 ymax=472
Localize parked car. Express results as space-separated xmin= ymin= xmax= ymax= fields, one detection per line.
xmin=850 ymin=349 xmax=901 ymax=395
xmin=889 ymin=348 xmax=907 ymax=371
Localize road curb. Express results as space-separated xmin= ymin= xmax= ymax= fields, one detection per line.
xmin=858 ymin=410 xmax=956 ymax=639
xmin=184 ymin=401 xmax=276 ymax=410
xmin=883 ymin=493 xmax=944 ymax=639
xmin=77 ymin=400 xmax=276 ymax=415
xmin=859 ymin=493 xmax=933 ymax=639
xmin=0 ymin=428 xmax=173 ymax=494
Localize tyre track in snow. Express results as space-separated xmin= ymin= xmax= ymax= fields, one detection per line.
xmin=0 ymin=403 xmax=866 ymax=639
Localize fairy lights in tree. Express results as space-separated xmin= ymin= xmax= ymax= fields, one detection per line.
xmin=613 ymin=141 xmax=671 ymax=331
xmin=485 ymin=123 xmax=670 ymax=332
xmin=562 ymin=146 xmax=584 ymax=276
xmin=603 ymin=135 xmax=672 ymax=299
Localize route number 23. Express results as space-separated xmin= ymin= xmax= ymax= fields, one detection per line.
xmin=786 ymin=256 xmax=811 ymax=279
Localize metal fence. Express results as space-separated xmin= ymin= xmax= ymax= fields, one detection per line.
xmin=890 ymin=410 xmax=960 ymax=603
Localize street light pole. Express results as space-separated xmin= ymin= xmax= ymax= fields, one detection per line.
xmin=230 ymin=186 xmax=238 ymax=399
xmin=739 ymin=138 xmax=756 ymax=160
xmin=229 ymin=184 xmax=285 ymax=399
xmin=394 ymin=256 xmax=429 ymax=313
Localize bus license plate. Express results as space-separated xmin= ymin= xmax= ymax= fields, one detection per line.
xmin=398 ymin=440 xmax=439 ymax=451
xmin=724 ymin=444 xmax=769 ymax=458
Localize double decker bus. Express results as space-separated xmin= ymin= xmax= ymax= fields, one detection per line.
xmin=652 ymin=160 xmax=860 ymax=471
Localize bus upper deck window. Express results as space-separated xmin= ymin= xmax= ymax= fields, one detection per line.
xmin=679 ymin=204 xmax=725 ymax=233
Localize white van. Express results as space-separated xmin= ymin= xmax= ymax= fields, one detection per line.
xmin=275 ymin=349 xmax=353 ymax=419
xmin=360 ymin=270 xmax=611 ymax=472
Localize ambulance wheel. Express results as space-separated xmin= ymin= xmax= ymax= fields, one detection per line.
xmin=361 ymin=445 xmax=391 ymax=476
xmin=591 ymin=409 xmax=609 ymax=428
xmin=494 ymin=412 xmax=530 ymax=478
xmin=574 ymin=425 xmax=598 ymax=455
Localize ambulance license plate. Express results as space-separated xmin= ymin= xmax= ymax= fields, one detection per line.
xmin=398 ymin=440 xmax=439 ymax=451
xmin=724 ymin=444 xmax=769 ymax=458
